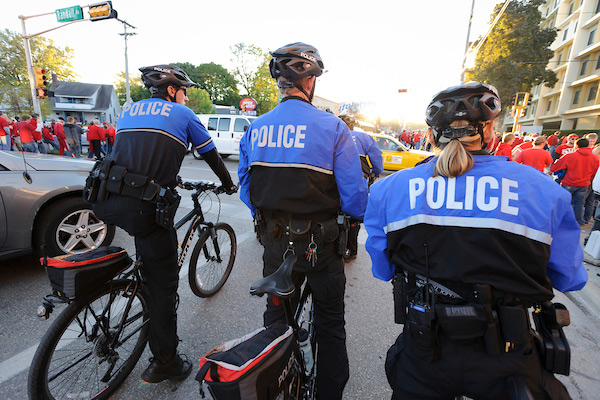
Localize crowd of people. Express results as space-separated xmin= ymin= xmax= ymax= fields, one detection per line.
xmin=0 ymin=111 xmax=115 ymax=159
xmin=489 ymin=129 xmax=600 ymax=227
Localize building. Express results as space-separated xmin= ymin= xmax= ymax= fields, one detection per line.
xmin=505 ymin=0 xmax=600 ymax=132
xmin=49 ymin=80 xmax=121 ymax=124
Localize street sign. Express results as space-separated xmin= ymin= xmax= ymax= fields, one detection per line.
xmin=56 ymin=6 xmax=83 ymax=23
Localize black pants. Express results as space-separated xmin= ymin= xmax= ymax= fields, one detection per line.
xmin=90 ymin=139 xmax=102 ymax=159
xmin=346 ymin=218 xmax=361 ymax=256
xmin=93 ymin=195 xmax=180 ymax=363
xmin=386 ymin=326 xmax=571 ymax=400
xmin=261 ymin=231 xmax=349 ymax=400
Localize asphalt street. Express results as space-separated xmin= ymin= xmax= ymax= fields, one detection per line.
xmin=0 ymin=154 xmax=599 ymax=399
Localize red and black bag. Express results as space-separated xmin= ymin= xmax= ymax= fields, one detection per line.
xmin=196 ymin=322 xmax=296 ymax=400
xmin=42 ymin=246 xmax=132 ymax=299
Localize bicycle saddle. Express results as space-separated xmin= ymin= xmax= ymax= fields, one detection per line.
xmin=250 ymin=255 xmax=297 ymax=299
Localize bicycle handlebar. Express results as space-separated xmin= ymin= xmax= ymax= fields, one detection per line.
xmin=176 ymin=176 xmax=238 ymax=195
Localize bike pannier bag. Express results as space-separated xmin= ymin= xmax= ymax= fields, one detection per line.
xmin=196 ymin=322 xmax=295 ymax=400
xmin=42 ymin=246 xmax=132 ymax=299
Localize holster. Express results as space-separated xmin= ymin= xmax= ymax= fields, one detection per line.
xmin=532 ymin=302 xmax=571 ymax=375
xmin=392 ymin=271 xmax=407 ymax=324
xmin=335 ymin=213 xmax=349 ymax=256
xmin=155 ymin=187 xmax=181 ymax=229
xmin=83 ymin=159 xmax=113 ymax=203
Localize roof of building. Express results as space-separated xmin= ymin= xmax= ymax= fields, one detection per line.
xmin=50 ymin=81 xmax=117 ymax=112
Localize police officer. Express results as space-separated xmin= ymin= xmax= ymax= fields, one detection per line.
xmin=364 ymin=82 xmax=587 ymax=399
xmin=339 ymin=113 xmax=383 ymax=262
xmin=92 ymin=65 xmax=236 ymax=383
xmin=238 ymin=43 xmax=367 ymax=399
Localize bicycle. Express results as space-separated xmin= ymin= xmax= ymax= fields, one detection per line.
xmin=249 ymin=254 xmax=317 ymax=400
xmin=28 ymin=180 xmax=236 ymax=400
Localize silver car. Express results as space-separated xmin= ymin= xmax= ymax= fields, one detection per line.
xmin=0 ymin=151 xmax=115 ymax=260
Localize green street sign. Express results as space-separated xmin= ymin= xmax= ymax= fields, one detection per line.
xmin=55 ymin=6 xmax=83 ymax=23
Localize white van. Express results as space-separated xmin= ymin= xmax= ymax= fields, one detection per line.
xmin=196 ymin=114 xmax=257 ymax=157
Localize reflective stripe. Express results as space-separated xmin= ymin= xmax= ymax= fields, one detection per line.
xmin=251 ymin=161 xmax=333 ymax=175
xmin=117 ymin=128 xmax=188 ymax=150
xmin=194 ymin=138 xmax=213 ymax=150
xmin=384 ymin=214 xmax=552 ymax=245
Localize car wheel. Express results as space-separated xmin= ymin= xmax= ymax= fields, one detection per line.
xmin=36 ymin=197 xmax=116 ymax=256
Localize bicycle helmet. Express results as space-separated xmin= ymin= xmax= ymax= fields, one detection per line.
xmin=339 ymin=113 xmax=356 ymax=130
xmin=425 ymin=81 xmax=501 ymax=145
xmin=269 ymin=42 xmax=324 ymax=82
xmin=139 ymin=65 xmax=198 ymax=94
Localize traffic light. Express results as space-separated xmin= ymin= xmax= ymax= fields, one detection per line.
xmin=89 ymin=1 xmax=117 ymax=21
xmin=37 ymin=88 xmax=48 ymax=99
xmin=510 ymin=93 xmax=516 ymax=106
xmin=527 ymin=94 xmax=532 ymax=106
xmin=34 ymin=66 xmax=45 ymax=88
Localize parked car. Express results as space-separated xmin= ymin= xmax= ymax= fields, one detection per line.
xmin=0 ymin=151 xmax=115 ymax=260
xmin=194 ymin=114 xmax=257 ymax=158
xmin=368 ymin=132 xmax=433 ymax=171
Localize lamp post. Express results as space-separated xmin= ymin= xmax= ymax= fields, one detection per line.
xmin=117 ymin=19 xmax=136 ymax=105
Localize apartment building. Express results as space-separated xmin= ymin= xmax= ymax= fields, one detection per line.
xmin=505 ymin=0 xmax=600 ymax=131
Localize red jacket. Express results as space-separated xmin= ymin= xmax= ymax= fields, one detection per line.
xmin=550 ymin=147 xmax=600 ymax=187
xmin=86 ymin=124 xmax=105 ymax=141
xmin=515 ymin=148 xmax=553 ymax=172
xmin=54 ymin=123 xmax=66 ymax=140
xmin=547 ymin=134 xmax=558 ymax=146
xmin=42 ymin=127 xmax=54 ymax=141
xmin=494 ymin=142 xmax=513 ymax=161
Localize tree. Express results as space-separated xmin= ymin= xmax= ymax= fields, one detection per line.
xmin=230 ymin=43 xmax=264 ymax=95
xmin=466 ymin=0 xmax=557 ymax=117
xmin=186 ymin=87 xmax=213 ymax=114
xmin=114 ymin=72 xmax=151 ymax=105
xmin=0 ymin=29 xmax=77 ymax=116
xmin=197 ymin=63 xmax=240 ymax=106
xmin=248 ymin=53 xmax=279 ymax=115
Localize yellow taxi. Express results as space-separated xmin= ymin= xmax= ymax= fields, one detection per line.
xmin=368 ymin=132 xmax=434 ymax=171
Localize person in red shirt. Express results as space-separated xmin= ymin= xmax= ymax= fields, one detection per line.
xmin=86 ymin=119 xmax=105 ymax=159
xmin=54 ymin=117 xmax=68 ymax=156
xmin=553 ymin=134 xmax=578 ymax=160
xmin=400 ymin=130 xmax=409 ymax=146
xmin=18 ymin=115 xmax=37 ymax=153
xmin=515 ymin=137 xmax=553 ymax=172
xmin=511 ymin=135 xmax=534 ymax=159
xmin=103 ymin=122 xmax=116 ymax=154
xmin=551 ymin=137 xmax=600 ymax=225
xmin=511 ymin=133 xmax=524 ymax=149
xmin=10 ymin=117 xmax=21 ymax=151
xmin=42 ymin=122 xmax=59 ymax=152
xmin=412 ymin=131 xmax=421 ymax=149
xmin=547 ymin=131 xmax=559 ymax=154
xmin=0 ymin=111 xmax=10 ymax=151
xmin=494 ymin=132 xmax=515 ymax=160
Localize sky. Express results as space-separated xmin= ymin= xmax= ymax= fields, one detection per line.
xmin=3 ymin=0 xmax=504 ymax=124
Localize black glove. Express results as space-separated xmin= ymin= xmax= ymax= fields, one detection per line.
xmin=221 ymin=184 xmax=238 ymax=195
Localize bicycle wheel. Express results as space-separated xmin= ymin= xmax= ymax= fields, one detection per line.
xmin=188 ymin=222 xmax=236 ymax=298
xmin=28 ymin=280 xmax=149 ymax=400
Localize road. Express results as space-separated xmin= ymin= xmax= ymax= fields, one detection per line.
xmin=0 ymin=154 xmax=599 ymax=399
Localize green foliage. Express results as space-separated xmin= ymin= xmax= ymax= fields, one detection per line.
xmin=0 ymin=29 xmax=76 ymax=116
xmin=230 ymin=43 xmax=264 ymax=95
xmin=114 ymin=72 xmax=151 ymax=105
xmin=172 ymin=62 xmax=240 ymax=107
xmin=466 ymin=0 xmax=557 ymax=117
xmin=186 ymin=87 xmax=213 ymax=114
xmin=248 ymin=53 xmax=278 ymax=115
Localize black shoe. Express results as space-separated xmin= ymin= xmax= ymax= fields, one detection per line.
xmin=141 ymin=354 xmax=192 ymax=383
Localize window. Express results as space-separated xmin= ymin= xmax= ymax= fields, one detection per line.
xmin=588 ymin=84 xmax=598 ymax=101
xmin=547 ymin=100 xmax=553 ymax=112
xmin=207 ymin=118 xmax=218 ymax=131
xmin=557 ymin=53 xmax=562 ymax=66
xmin=596 ymin=0 xmax=600 ymax=14
xmin=573 ymin=90 xmax=581 ymax=104
xmin=596 ymin=55 xmax=600 ymax=70
xmin=234 ymin=118 xmax=250 ymax=132
xmin=588 ymin=28 xmax=597 ymax=46
xmin=218 ymin=118 xmax=231 ymax=131
xmin=580 ymin=60 xmax=589 ymax=76
xmin=568 ymin=2 xmax=574 ymax=15
xmin=573 ymin=119 xmax=578 ymax=129
xmin=563 ymin=28 xmax=569 ymax=41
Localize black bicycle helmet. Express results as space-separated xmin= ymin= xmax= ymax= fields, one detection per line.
xmin=139 ymin=65 xmax=198 ymax=94
xmin=426 ymin=81 xmax=501 ymax=145
xmin=269 ymin=42 xmax=324 ymax=83
xmin=339 ymin=113 xmax=356 ymax=129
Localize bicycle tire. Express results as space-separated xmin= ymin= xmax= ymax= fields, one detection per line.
xmin=188 ymin=222 xmax=236 ymax=298
xmin=28 ymin=280 xmax=150 ymax=400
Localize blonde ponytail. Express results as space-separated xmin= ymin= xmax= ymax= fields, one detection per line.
xmin=432 ymin=120 xmax=482 ymax=177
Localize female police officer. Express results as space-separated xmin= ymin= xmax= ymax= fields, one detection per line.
xmin=364 ymin=82 xmax=587 ymax=399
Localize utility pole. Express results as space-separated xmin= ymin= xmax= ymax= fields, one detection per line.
xmin=117 ymin=19 xmax=137 ymax=105
xmin=461 ymin=0 xmax=476 ymax=83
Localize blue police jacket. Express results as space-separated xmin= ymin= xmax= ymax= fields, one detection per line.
xmin=238 ymin=98 xmax=368 ymax=220
xmin=351 ymin=130 xmax=384 ymax=177
xmin=111 ymin=98 xmax=215 ymax=187
xmin=364 ymin=155 xmax=587 ymax=301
